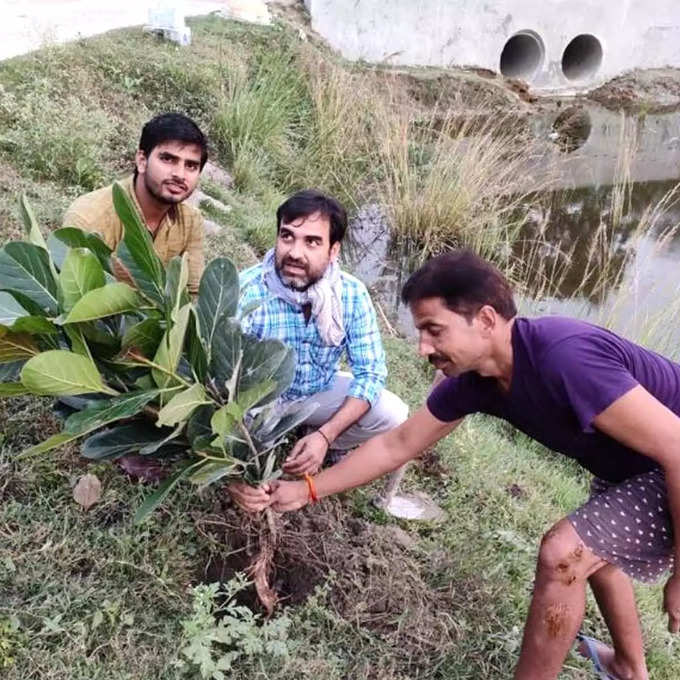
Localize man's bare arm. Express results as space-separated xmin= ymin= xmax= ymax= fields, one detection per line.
xmin=272 ymin=406 xmax=461 ymax=510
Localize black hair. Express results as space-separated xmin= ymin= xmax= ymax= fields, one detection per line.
xmin=401 ymin=250 xmax=517 ymax=321
xmin=135 ymin=112 xmax=208 ymax=178
xmin=276 ymin=190 xmax=348 ymax=246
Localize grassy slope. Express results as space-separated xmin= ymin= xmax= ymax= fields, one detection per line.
xmin=1 ymin=14 xmax=679 ymax=680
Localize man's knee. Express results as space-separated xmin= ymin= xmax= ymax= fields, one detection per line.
xmin=365 ymin=389 xmax=408 ymax=433
xmin=537 ymin=520 xmax=599 ymax=583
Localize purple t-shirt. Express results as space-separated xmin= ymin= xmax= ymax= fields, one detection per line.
xmin=427 ymin=316 xmax=680 ymax=482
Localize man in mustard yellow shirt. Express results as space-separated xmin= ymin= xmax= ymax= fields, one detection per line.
xmin=63 ymin=112 xmax=208 ymax=293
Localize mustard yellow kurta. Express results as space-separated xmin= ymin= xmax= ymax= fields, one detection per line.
xmin=62 ymin=175 xmax=205 ymax=293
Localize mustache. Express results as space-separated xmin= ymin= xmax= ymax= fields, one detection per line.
xmin=283 ymin=257 xmax=306 ymax=268
xmin=164 ymin=180 xmax=188 ymax=191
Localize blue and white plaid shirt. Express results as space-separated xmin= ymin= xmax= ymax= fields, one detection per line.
xmin=238 ymin=263 xmax=387 ymax=405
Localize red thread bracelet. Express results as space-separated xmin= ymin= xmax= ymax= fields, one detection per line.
xmin=303 ymin=473 xmax=319 ymax=504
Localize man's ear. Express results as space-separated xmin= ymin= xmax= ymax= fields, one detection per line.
xmin=135 ymin=150 xmax=147 ymax=175
xmin=476 ymin=305 xmax=497 ymax=336
xmin=330 ymin=241 xmax=341 ymax=262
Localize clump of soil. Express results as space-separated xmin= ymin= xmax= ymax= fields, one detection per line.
xmin=195 ymin=496 xmax=465 ymax=667
xmin=551 ymin=105 xmax=591 ymax=152
xmin=588 ymin=68 xmax=680 ymax=114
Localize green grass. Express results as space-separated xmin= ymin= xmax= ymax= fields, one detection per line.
xmin=1 ymin=11 xmax=680 ymax=680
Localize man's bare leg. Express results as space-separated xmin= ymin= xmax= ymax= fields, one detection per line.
xmin=514 ymin=519 xmax=606 ymax=680
xmin=582 ymin=564 xmax=648 ymax=680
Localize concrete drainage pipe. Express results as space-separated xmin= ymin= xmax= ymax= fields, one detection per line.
xmin=500 ymin=30 xmax=545 ymax=81
xmin=562 ymin=34 xmax=603 ymax=81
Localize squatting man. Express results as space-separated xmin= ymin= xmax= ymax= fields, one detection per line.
xmin=255 ymin=250 xmax=680 ymax=680
xmin=63 ymin=112 xmax=208 ymax=480
xmin=227 ymin=189 xmax=408 ymax=510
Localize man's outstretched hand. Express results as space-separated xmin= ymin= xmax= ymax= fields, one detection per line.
xmin=270 ymin=479 xmax=310 ymax=512
xmin=282 ymin=431 xmax=329 ymax=476
xmin=226 ymin=481 xmax=273 ymax=513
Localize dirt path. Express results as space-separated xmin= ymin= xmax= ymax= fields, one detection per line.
xmin=0 ymin=0 xmax=267 ymax=61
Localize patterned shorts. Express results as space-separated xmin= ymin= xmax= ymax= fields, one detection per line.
xmin=568 ymin=468 xmax=674 ymax=583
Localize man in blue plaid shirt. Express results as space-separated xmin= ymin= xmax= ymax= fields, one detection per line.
xmin=228 ymin=190 xmax=408 ymax=512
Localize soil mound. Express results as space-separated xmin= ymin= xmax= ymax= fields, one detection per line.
xmin=196 ymin=496 xmax=462 ymax=667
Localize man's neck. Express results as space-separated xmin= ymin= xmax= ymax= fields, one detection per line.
xmin=479 ymin=317 xmax=515 ymax=391
xmin=133 ymin=175 xmax=171 ymax=234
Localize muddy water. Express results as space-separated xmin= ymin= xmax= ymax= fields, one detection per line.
xmin=345 ymin=104 xmax=680 ymax=347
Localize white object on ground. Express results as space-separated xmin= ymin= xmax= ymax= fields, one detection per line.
xmin=376 ymin=464 xmax=446 ymax=521
xmin=145 ymin=2 xmax=192 ymax=45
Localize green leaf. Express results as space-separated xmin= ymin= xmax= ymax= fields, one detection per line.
xmin=196 ymin=258 xmax=239 ymax=359
xmin=113 ymin=182 xmax=165 ymax=306
xmin=64 ymin=325 xmax=92 ymax=359
xmin=9 ymin=316 xmax=58 ymax=335
xmin=0 ymin=360 xmax=24 ymax=382
xmin=188 ymin=460 xmax=242 ymax=488
xmin=0 ymin=294 xmax=57 ymax=335
xmin=152 ymin=303 xmax=191 ymax=390
xmin=58 ymin=248 xmax=105 ymax=311
xmin=120 ymin=318 xmax=163 ymax=358
xmin=155 ymin=383 xmax=209 ymax=428
xmin=138 ymin=423 xmax=185 ymax=455
xmin=209 ymin=316 xmax=242 ymax=390
xmin=186 ymin=404 xmax=215 ymax=444
xmin=186 ymin=309 xmax=208 ymax=383
xmin=81 ymin=422 xmax=172 ymax=460
xmin=254 ymin=399 xmax=319 ymax=446
xmin=63 ymin=282 xmax=141 ymax=323
xmin=20 ymin=350 xmax=112 ymax=396
xmin=236 ymin=379 xmax=276 ymax=413
xmin=134 ymin=461 xmax=202 ymax=523
xmin=0 ymin=383 xmax=29 ymax=396
xmin=210 ymin=402 xmax=242 ymax=444
xmin=48 ymin=228 xmax=112 ymax=271
xmin=19 ymin=194 xmax=48 ymax=250
xmin=0 ymin=292 xmax=28 ymax=326
xmin=0 ymin=242 xmax=59 ymax=314
xmin=239 ymin=335 xmax=295 ymax=407
xmin=64 ymin=389 xmax=160 ymax=434
xmin=165 ymin=254 xmax=190 ymax=320
xmin=0 ymin=328 xmax=39 ymax=362
xmin=17 ymin=390 xmax=159 ymax=459
xmin=17 ymin=432 xmax=78 ymax=459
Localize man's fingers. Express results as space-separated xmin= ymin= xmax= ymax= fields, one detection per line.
xmin=286 ymin=438 xmax=307 ymax=461
xmin=284 ymin=453 xmax=316 ymax=474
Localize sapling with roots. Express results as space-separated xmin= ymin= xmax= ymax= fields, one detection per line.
xmin=0 ymin=185 xmax=315 ymax=613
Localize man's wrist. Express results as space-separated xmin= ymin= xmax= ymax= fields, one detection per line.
xmin=317 ymin=428 xmax=333 ymax=447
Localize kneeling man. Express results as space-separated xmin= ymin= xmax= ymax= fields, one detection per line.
xmin=229 ymin=189 xmax=408 ymax=509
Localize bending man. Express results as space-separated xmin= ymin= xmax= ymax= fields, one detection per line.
xmin=271 ymin=249 xmax=680 ymax=680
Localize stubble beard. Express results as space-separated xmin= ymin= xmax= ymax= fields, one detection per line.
xmin=144 ymin=174 xmax=191 ymax=205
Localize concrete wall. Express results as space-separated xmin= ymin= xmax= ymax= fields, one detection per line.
xmin=306 ymin=1 xmax=680 ymax=91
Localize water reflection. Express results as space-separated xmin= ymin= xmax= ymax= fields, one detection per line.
xmin=345 ymin=104 xmax=680 ymax=343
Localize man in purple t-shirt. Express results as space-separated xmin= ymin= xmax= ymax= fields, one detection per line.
xmin=266 ymin=250 xmax=680 ymax=680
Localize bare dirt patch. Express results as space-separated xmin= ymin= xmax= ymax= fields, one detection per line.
xmin=587 ymin=68 xmax=680 ymax=114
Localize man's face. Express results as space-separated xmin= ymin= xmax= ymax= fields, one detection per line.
xmin=135 ymin=140 xmax=202 ymax=205
xmin=274 ymin=211 xmax=340 ymax=290
xmin=410 ymin=297 xmax=490 ymax=377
